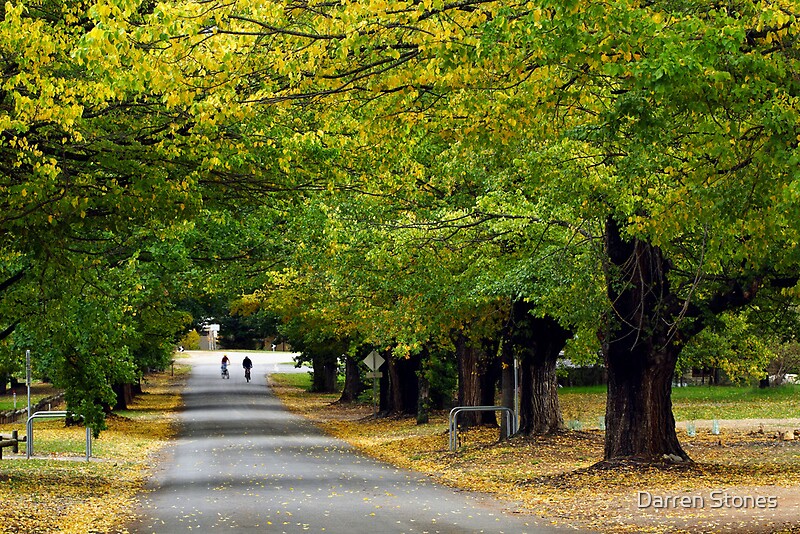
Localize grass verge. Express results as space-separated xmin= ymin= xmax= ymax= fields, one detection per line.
xmin=270 ymin=374 xmax=800 ymax=534
xmin=560 ymin=384 xmax=800 ymax=426
xmin=0 ymin=383 xmax=63 ymax=413
xmin=0 ymin=366 xmax=187 ymax=533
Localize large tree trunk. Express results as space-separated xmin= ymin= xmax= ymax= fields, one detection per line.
xmin=601 ymin=216 xmax=786 ymax=461
xmin=416 ymin=345 xmax=431 ymax=425
xmin=455 ymin=333 xmax=480 ymax=423
xmin=515 ymin=306 xmax=570 ymax=435
xmin=379 ymin=354 xmax=420 ymax=416
xmin=603 ymin=218 xmax=688 ymax=462
xmin=311 ymin=355 xmax=337 ymax=393
xmin=605 ymin=339 xmax=684 ymax=460
xmin=111 ymin=383 xmax=134 ymax=411
xmin=454 ymin=332 xmax=496 ymax=427
xmin=479 ymin=343 xmax=500 ymax=423
xmin=501 ymin=299 xmax=570 ymax=435
xmin=398 ymin=355 xmax=421 ymax=415
xmin=379 ymin=360 xmax=390 ymax=413
xmin=500 ymin=335 xmax=516 ymax=438
xmin=417 ymin=373 xmax=430 ymax=425
xmin=337 ymin=355 xmax=363 ymax=403
xmin=387 ymin=357 xmax=404 ymax=414
xmin=519 ymin=350 xmax=564 ymax=435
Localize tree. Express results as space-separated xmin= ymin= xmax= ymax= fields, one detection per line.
xmin=1 ymin=0 xmax=244 ymax=430
xmin=678 ymin=310 xmax=777 ymax=386
xmin=8 ymin=0 xmax=798 ymax=459
xmin=505 ymin=302 xmax=572 ymax=435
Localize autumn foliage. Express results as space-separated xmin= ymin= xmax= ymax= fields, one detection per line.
xmin=272 ymin=375 xmax=800 ymax=533
xmin=0 ymin=368 xmax=184 ymax=533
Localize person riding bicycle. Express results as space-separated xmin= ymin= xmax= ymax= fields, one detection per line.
xmin=242 ymin=355 xmax=253 ymax=382
xmin=221 ymin=354 xmax=230 ymax=378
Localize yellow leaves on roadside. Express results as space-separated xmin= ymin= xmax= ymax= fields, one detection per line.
xmin=0 ymin=369 xmax=184 ymax=533
xmin=274 ymin=377 xmax=800 ymax=533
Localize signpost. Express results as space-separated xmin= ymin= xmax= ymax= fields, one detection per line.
xmin=362 ymin=350 xmax=384 ymax=418
xmin=26 ymin=350 xmax=31 ymax=424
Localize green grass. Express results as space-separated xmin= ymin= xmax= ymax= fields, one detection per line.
xmin=270 ymin=375 xmax=800 ymax=428
xmin=269 ymin=371 xmax=348 ymax=392
xmin=559 ymin=383 xmax=800 ymax=425
xmin=672 ymin=384 xmax=800 ymax=420
xmin=0 ymin=383 xmax=61 ymax=413
xmin=270 ymin=372 xmax=313 ymax=389
xmin=26 ymin=420 xmax=90 ymax=456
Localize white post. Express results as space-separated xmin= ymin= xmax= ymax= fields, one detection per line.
xmin=26 ymin=350 xmax=32 ymax=458
xmin=26 ymin=350 xmax=31 ymax=422
xmin=86 ymin=427 xmax=92 ymax=461
xmin=514 ymin=356 xmax=519 ymax=433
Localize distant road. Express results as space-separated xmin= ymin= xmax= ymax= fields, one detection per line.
xmin=132 ymin=350 xmax=569 ymax=533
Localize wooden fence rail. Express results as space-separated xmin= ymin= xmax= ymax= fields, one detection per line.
xmin=0 ymin=393 xmax=64 ymax=425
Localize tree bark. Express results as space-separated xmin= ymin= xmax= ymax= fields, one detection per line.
xmin=603 ymin=218 xmax=688 ymax=461
xmin=519 ymin=351 xmax=565 ymax=434
xmin=112 ymin=383 xmax=134 ymax=411
xmin=417 ymin=373 xmax=430 ymax=425
xmin=500 ymin=334 xmax=515 ymax=438
xmin=379 ymin=359 xmax=390 ymax=413
xmin=416 ymin=345 xmax=432 ymax=424
xmin=501 ymin=299 xmax=570 ymax=435
xmin=479 ymin=344 xmax=500 ymax=422
xmin=386 ymin=357 xmax=403 ymax=414
xmin=383 ymin=355 xmax=420 ymax=416
xmin=604 ymin=341 xmax=685 ymax=460
xmin=601 ymin=216 xmax=791 ymax=461
xmin=375 ymin=353 xmax=424 ymax=416
xmin=132 ymin=378 xmax=144 ymax=396
xmin=337 ymin=355 xmax=363 ymax=403
xmin=454 ymin=332 xmax=496 ymax=427
xmin=311 ymin=355 xmax=337 ymax=393
xmin=515 ymin=309 xmax=570 ymax=435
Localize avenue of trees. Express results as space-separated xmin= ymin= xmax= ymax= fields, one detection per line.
xmin=2 ymin=0 xmax=800 ymax=462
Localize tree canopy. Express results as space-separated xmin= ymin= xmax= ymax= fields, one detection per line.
xmin=2 ymin=0 xmax=800 ymax=458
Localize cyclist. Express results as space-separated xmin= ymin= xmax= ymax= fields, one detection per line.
xmin=221 ymin=354 xmax=230 ymax=379
xmin=242 ymin=355 xmax=253 ymax=382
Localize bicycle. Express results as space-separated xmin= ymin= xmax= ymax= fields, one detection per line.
xmin=221 ymin=365 xmax=230 ymax=379
xmin=242 ymin=356 xmax=253 ymax=383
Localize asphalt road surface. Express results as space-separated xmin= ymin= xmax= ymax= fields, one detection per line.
xmin=132 ymin=350 xmax=567 ymax=533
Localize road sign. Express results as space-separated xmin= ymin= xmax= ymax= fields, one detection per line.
xmin=362 ymin=351 xmax=385 ymax=418
xmin=362 ymin=350 xmax=384 ymax=372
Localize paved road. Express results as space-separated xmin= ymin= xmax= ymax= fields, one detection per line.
xmin=132 ymin=350 xmax=566 ymax=533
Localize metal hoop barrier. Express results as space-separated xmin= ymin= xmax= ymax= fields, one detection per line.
xmin=448 ymin=406 xmax=518 ymax=452
xmin=26 ymin=411 xmax=92 ymax=461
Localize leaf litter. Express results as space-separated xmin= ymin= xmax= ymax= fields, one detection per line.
xmin=271 ymin=378 xmax=800 ymax=534
xmin=0 ymin=368 xmax=185 ymax=533
xmin=4 ymin=369 xmax=795 ymax=533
